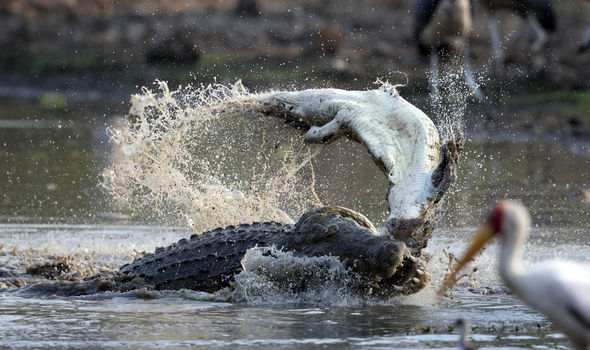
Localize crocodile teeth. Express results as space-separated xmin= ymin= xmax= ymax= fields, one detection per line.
xmin=412 ymin=277 xmax=421 ymax=284
xmin=416 ymin=269 xmax=424 ymax=276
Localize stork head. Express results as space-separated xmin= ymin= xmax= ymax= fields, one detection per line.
xmin=483 ymin=200 xmax=531 ymax=242
xmin=438 ymin=200 xmax=530 ymax=296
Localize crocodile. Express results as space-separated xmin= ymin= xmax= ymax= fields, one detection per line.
xmin=114 ymin=133 xmax=461 ymax=297
xmin=15 ymin=85 xmax=462 ymax=298
xmin=113 ymin=87 xmax=464 ymax=297
xmin=14 ymin=205 xmax=431 ymax=297
xmin=118 ymin=206 xmax=432 ymax=297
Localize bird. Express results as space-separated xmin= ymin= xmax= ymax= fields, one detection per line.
xmin=455 ymin=318 xmax=477 ymax=350
xmin=413 ymin=0 xmax=486 ymax=104
xmin=439 ymin=200 xmax=590 ymax=349
xmin=414 ymin=0 xmax=472 ymax=57
xmin=477 ymin=0 xmax=557 ymax=69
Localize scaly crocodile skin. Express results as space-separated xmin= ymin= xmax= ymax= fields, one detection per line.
xmin=120 ymin=206 xmax=429 ymax=296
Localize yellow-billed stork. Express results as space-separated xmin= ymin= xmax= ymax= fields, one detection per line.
xmin=439 ymin=200 xmax=590 ymax=349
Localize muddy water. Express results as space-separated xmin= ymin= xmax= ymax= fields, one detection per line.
xmin=0 ymin=94 xmax=589 ymax=349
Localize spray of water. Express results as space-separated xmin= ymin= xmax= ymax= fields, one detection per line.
xmin=428 ymin=58 xmax=470 ymax=142
xmin=100 ymin=81 xmax=322 ymax=234
xmin=232 ymin=246 xmax=365 ymax=305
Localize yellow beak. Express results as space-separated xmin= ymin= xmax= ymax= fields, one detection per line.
xmin=437 ymin=223 xmax=495 ymax=296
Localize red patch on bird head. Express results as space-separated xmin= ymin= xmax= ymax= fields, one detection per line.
xmin=487 ymin=201 xmax=505 ymax=234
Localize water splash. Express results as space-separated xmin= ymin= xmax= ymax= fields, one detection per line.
xmin=232 ymin=246 xmax=364 ymax=305
xmin=101 ymin=81 xmax=321 ymax=233
xmin=428 ymin=59 xmax=470 ymax=142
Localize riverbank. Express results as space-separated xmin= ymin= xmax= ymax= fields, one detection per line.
xmin=1 ymin=0 xmax=589 ymax=143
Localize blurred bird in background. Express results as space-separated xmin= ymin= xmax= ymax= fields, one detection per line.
xmin=414 ymin=0 xmax=485 ymax=103
xmin=477 ymin=0 xmax=556 ymax=70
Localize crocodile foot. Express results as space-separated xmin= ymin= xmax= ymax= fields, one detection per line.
xmin=381 ymin=255 xmax=431 ymax=296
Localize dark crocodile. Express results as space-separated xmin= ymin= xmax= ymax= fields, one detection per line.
xmin=117 ymin=206 xmax=430 ymax=297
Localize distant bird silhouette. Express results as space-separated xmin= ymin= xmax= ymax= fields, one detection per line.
xmin=478 ymin=0 xmax=556 ymax=68
xmin=455 ymin=318 xmax=477 ymax=350
xmin=414 ymin=0 xmax=471 ymax=56
xmin=414 ymin=0 xmax=485 ymax=103
xmin=440 ymin=201 xmax=590 ymax=350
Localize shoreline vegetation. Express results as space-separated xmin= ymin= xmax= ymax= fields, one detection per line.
xmin=1 ymin=0 xmax=589 ymax=141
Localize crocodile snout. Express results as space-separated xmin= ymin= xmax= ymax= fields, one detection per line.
xmin=376 ymin=241 xmax=406 ymax=279
xmin=386 ymin=217 xmax=426 ymax=240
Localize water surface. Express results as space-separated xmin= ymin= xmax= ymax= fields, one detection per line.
xmin=0 ymin=95 xmax=588 ymax=349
